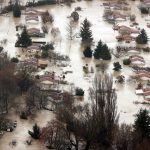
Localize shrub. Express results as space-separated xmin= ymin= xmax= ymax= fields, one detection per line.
xmin=123 ymin=59 xmax=131 ymax=65
xmin=35 ymin=53 xmax=40 ymax=58
xmin=28 ymin=123 xmax=40 ymax=139
xmin=41 ymin=51 xmax=49 ymax=58
xmin=71 ymin=11 xmax=79 ymax=21
xmin=40 ymin=66 xmax=46 ymax=69
xmin=41 ymin=43 xmax=54 ymax=51
xmin=11 ymin=57 xmax=19 ymax=63
xmin=75 ymin=88 xmax=84 ymax=96
xmin=143 ymin=47 xmax=150 ymax=52
xmin=140 ymin=7 xmax=149 ymax=14
xmin=35 ymin=75 xmax=40 ymax=79
xmin=83 ymin=65 xmax=88 ymax=74
xmin=130 ymin=15 xmax=136 ymax=21
xmin=113 ymin=62 xmax=122 ymax=71
xmin=20 ymin=111 xmax=28 ymax=120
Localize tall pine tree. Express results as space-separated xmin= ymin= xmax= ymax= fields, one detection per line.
xmin=133 ymin=109 xmax=150 ymax=140
xmin=13 ymin=2 xmax=21 ymax=17
xmin=93 ymin=40 xmax=103 ymax=59
xmin=101 ymin=44 xmax=111 ymax=60
xmin=80 ymin=18 xmax=93 ymax=45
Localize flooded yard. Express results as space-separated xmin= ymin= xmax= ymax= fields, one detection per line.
xmin=0 ymin=0 xmax=150 ymax=149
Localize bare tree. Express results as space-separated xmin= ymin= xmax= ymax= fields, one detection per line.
xmin=87 ymin=74 xmax=119 ymax=149
xmin=110 ymin=46 xmax=127 ymax=58
xmin=44 ymin=74 xmax=119 ymax=150
xmin=115 ymin=124 xmax=133 ymax=150
xmin=40 ymin=120 xmax=72 ymax=150
xmin=25 ymin=85 xmax=48 ymax=116
xmin=66 ymin=22 xmax=75 ymax=40
xmin=16 ymin=70 xmax=34 ymax=93
xmin=0 ymin=55 xmax=18 ymax=114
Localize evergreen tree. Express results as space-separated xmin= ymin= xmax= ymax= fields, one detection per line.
xmin=93 ymin=40 xmax=103 ymax=59
xmin=101 ymin=44 xmax=111 ymax=60
xmin=123 ymin=59 xmax=131 ymax=65
xmin=80 ymin=18 xmax=93 ymax=45
xmin=13 ymin=2 xmax=21 ymax=17
xmin=17 ymin=27 xmax=32 ymax=47
xmin=133 ymin=109 xmax=150 ymax=140
xmin=28 ymin=123 xmax=40 ymax=139
xmin=136 ymin=29 xmax=148 ymax=44
xmin=113 ymin=62 xmax=122 ymax=71
xmin=83 ymin=46 xmax=92 ymax=58
xmin=93 ymin=40 xmax=111 ymax=60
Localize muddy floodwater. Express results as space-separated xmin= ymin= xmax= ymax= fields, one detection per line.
xmin=0 ymin=0 xmax=150 ymax=149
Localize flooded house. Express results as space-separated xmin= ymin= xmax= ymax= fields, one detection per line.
xmin=27 ymin=44 xmax=41 ymax=52
xmin=38 ymin=59 xmax=49 ymax=68
xmin=103 ymin=1 xmax=129 ymax=10
xmin=103 ymin=10 xmax=127 ymax=23
xmin=27 ymin=27 xmax=45 ymax=37
xmin=132 ymin=66 xmax=150 ymax=73
xmin=143 ymin=88 xmax=150 ymax=100
xmin=129 ymin=55 xmax=145 ymax=65
xmin=36 ymin=74 xmax=56 ymax=90
xmin=116 ymin=46 xmax=141 ymax=54
xmin=25 ymin=15 xmax=39 ymax=22
xmin=25 ymin=7 xmax=44 ymax=15
xmin=127 ymin=47 xmax=141 ymax=54
xmin=137 ymin=74 xmax=150 ymax=80
xmin=136 ymin=87 xmax=150 ymax=101
xmin=116 ymin=34 xmax=135 ymax=42
xmin=113 ymin=25 xmax=139 ymax=34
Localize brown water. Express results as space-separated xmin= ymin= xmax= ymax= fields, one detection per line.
xmin=0 ymin=0 xmax=150 ymax=149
